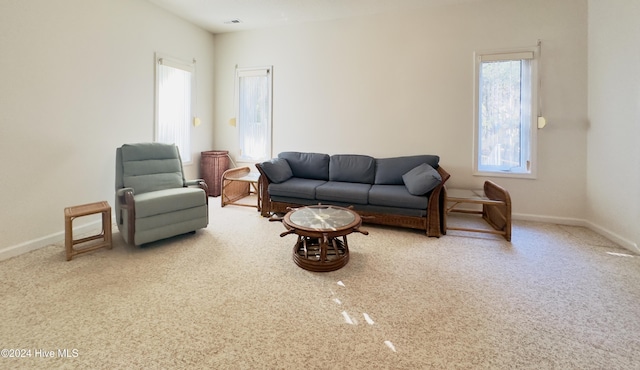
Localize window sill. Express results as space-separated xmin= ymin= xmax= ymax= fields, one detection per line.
xmin=473 ymin=170 xmax=536 ymax=180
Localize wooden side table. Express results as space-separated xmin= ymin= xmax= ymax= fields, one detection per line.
xmin=64 ymin=201 xmax=112 ymax=261
xmin=445 ymin=181 xmax=512 ymax=241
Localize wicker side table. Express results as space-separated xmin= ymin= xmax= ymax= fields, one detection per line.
xmin=221 ymin=166 xmax=261 ymax=210
xmin=64 ymin=201 xmax=112 ymax=261
xmin=444 ymin=181 xmax=512 ymax=241
xmin=200 ymin=150 xmax=229 ymax=197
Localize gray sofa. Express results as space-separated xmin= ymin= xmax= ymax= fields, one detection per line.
xmin=256 ymin=152 xmax=450 ymax=237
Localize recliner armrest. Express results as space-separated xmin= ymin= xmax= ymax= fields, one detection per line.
xmin=184 ymin=179 xmax=205 ymax=187
xmin=116 ymin=187 xmax=135 ymax=198
xmin=115 ymin=187 xmax=136 ymax=243
xmin=185 ymin=179 xmax=209 ymax=205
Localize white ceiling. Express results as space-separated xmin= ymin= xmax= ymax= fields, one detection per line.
xmin=147 ymin=0 xmax=485 ymax=34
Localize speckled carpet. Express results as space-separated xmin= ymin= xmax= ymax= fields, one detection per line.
xmin=1 ymin=198 xmax=639 ymax=369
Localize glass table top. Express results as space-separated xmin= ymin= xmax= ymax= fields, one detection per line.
xmin=225 ymin=171 xmax=260 ymax=182
xmin=288 ymin=206 xmax=357 ymax=231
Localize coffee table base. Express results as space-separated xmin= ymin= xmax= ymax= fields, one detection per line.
xmin=292 ymin=236 xmax=349 ymax=272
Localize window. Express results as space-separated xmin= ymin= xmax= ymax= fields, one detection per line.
xmin=474 ymin=48 xmax=538 ymax=178
xmin=155 ymin=54 xmax=194 ymax=163
xmin=236 ymin=66 xmax=272 ymax=162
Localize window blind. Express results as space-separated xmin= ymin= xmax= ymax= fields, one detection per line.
xmin=155 ymin=56 xmax=194 ymax=162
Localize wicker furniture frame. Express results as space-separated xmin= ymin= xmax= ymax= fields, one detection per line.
xmin=221 ymin=166 xmax=261 ymax=210
xmin=278 ymin=205 xmax=368 ymax=272
xmin=200 ymin=150 xmax=229 ymax=197
xmin=256 ymin=165 xmax=451 ymax=237
xmin=64 ymin=201 xmax=112 ymax=261
xmin=444 ymin=180 xmax=512 ymax=241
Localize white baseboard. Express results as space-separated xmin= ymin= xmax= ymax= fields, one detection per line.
xmin=513 ymin=213 xmax=586 ymax=226
xmin=0 ymin=220 xmax=106 ymax=262
xmin=514 ymin=213 xmax=640 ymax=254
xmin=583 ymin=220 xmax=640 ymax=255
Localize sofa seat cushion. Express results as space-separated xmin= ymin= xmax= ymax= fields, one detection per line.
xmin=278 ymin=152 xmax=330 ymax=180
xmin=269 ymin=178 xmax=326 ymax=200
xmin=368 ymin=184 xmax=429 ymax=210
xmin=134 ymin=187 xmax=206 ymax=218
xmin=316 ymin=181 xmax=371 ymax=205
xmin=329 ymin=154 xmax=375 ymax=184
xmin=374 ymin=155 xmax=440 ymax=185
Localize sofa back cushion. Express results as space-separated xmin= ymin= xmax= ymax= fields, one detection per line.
xmin=119 ymin=143 xmax=185 ymax=195
xmin=329 ymin=154 xmax=376 ymax=184
xmin=374 ymin=155 xmax=440 ymax=185
xmin=278 ymin=152 xmax=330 ymax=180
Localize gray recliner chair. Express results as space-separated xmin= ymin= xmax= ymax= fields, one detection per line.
xmin=115 ymin=142 xmax=209 ymax=246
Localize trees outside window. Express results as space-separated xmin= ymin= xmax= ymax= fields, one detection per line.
xmin=474 ymin=49 xmax=538 ymax=178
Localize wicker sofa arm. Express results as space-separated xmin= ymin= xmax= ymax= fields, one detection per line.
xmin=425 ymin=166 xmax=451 ymax=237
xmin=255 ymin=163 xmax=273 ymax=217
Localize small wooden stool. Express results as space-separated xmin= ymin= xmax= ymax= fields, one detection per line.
xmin=445 ymin=181 xmax=512 ymax=241
xmin=64 ymin=201 xmax=112 ymax=261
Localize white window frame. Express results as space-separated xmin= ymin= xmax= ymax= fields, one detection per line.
xmin=154 ymin=53 xmax=194 ymax=163
xmin=473 ymin=47 xmax=539 ymax=179
xmin=236 ymin=66 xmax=273 ymax=162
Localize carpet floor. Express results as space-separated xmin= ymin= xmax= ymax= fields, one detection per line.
xmin=1 ymin=198 xmax=639 ymax=369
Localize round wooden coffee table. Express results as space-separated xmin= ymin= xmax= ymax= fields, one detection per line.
xmin=279 ymin=205 xmax=368 ymax=272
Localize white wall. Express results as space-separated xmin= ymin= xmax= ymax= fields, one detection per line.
xmin=214 ymin=0 xmax=588 ymax=221
xmin=0 ymin=0 xmax=216 ymax=259
xmin=6 ymin=0 xmax=636 ymax=258
xmin=587 ymin=0 xmax=640 ymax=253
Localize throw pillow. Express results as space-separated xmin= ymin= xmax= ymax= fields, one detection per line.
xmin=402 ymin=163 xmax=442 ymax=195
xmin=260 ymin=158 xmax=293 ymax=183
